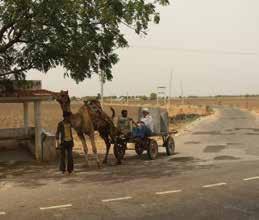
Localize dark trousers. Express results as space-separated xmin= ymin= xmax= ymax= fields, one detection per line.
xmin=132 ymin=125 xmax=152 ymax=139
xmin=59 ymin=141 xmax=74 ymax=173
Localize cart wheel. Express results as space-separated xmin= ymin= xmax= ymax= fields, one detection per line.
xmin=165 ymin=136 xmax=175 ymax=156
xmin=147 ymin=139 xmax=158 ymax=160
xmin=113 ymin=142 xmax=126 ymax=162
xmin=135 ymin=142 xmax=144 ymax=156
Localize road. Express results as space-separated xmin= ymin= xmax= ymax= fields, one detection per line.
xmin=1 ymin=106 xmax=259 ymax=220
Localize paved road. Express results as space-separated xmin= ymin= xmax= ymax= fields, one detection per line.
xmin=1 ymin=107 xmax=259 ymax=220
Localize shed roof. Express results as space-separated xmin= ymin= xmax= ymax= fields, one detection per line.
xmin=0 ymin=89 xmax=55 ymax=103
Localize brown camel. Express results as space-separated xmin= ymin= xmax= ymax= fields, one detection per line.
xmin=84 ymin=99 xmax=121 ymax=164
xmin=55 ymin=91 xmax=101 ymax=167
xmin=55 ymin=91 xmax=121 ymax=165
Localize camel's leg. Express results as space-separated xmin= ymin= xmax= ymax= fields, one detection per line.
xmin=77 ymin=132 xmax=89 ymax=167
xmin=89 ymin=133 xmax=101 ymax=168
xmin=101 ymin=133 xmax=111 ymax=164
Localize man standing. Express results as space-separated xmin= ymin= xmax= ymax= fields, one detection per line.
xmin=56 ymin=111 xmax=74 ymax=174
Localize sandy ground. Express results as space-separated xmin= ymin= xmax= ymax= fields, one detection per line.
xmin=1 ymin=106 xmax=259 ymax=219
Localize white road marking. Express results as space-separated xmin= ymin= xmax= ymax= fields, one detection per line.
xmin=243 ymin=176 xmax=259 ymax=181
xmin=0 ymin=212 xmax=6 ymax=215
xmin=156 ymin=190 xmax=182 ymax=195
xmin=40 ymin=204 xmax=72 ymax=210
xmin=102 ymin=196 xmax=132 ymax=202
xmin=202 ymin=182 xmax=227 ymax=188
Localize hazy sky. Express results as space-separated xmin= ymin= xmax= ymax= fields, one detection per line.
xmin=28 ymin=0 xmax=259 ymax=97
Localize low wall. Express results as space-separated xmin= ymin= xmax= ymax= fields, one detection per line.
xmin=41 ymin=130 xmax=57 ymax=162
xmin=0 ymin=127 xmax=35 ymax=152
xmin=0 ymin=127 xmax=35 ymax=139
xmin=0 ymin=127 xmax=57 ymax=162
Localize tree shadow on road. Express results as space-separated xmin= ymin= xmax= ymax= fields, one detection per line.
xmin=0 ymin=151 xmax=214 ymax=189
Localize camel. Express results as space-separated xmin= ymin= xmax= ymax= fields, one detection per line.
xmin=54 ymin=90 xmax=101 ymax=167
xmin=84 ymin=98 xmax=121 ymax=164
xmin=55 ymin=91 xmax=121 ymax=165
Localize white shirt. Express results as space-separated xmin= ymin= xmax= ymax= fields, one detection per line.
xmin=141 ymin=115 xmax=154 ymax=132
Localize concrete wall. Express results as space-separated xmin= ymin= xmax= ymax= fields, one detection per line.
xmin=0 ymin=127 xmax=35 ymax=151
xmin=0 ymin=127 xmax=34 ymax=139
xmin=0 ymin=80 xmax=42 ymax=94
xmin=0 ymin=127 xmax=57 ymax=161
xmin=41 ymin=130 xmax=57 ymax=162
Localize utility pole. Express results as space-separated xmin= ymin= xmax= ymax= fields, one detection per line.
xmin=157 ymin=86 xmax=166 ymax=106
xmin=180 ymin=80 xmax=184 ymax=105
xmin=156 ymin=87 xmax=159 ymax=105
xmin=168 ymin=70 xmax=173 ymax=111
xmin=97 ymin=42 xmax=104 ymax=107
xmin=100 ymin=71 xmax=104 ymax=107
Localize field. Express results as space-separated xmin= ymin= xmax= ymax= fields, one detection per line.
xmin=114 ymin=96 xmax=259 ymax=111
xmin=0 ymin=100 xmax=211 ymax=155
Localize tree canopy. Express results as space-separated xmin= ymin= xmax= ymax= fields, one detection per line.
xmin=0 ymin=0 xmax=169 ymax=82
xmin=150 ymin=92 xmax=157 ymax=100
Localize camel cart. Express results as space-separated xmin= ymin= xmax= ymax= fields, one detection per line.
xmin=113 ymin=108 xmax=177 ymax=161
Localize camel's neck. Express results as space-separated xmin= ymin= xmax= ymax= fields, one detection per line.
xmin=60 ymin=102 xmax=71 ymax=113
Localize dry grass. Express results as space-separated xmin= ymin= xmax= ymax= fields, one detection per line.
xmin=167 ymin=105 xmax=210 ymax=117
xmin=0 ymin=101 xmax=209 ymax=154
xmin=3 ymin=96 xmax=258 ymax=156
xmin=113 ymin=96 xmax=259 ymax=110
xmin=171 ymin=96 xmax=259 ymax=113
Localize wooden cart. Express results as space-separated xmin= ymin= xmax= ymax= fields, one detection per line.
xmin=113 ymin=131 xmax=177 ymax=162
xmin=113 ymin=107 xmax=177 ymax=162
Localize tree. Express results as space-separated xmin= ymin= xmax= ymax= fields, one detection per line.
xmin=70 ymin=96 xmax=79 ymax=101
xmin=139 ymin=95 xmax=147 ymax=100
xmin=150 ymin=92 xmax=157 ymax=100
xmin=0 ymin=0 xmax=169 ymax=82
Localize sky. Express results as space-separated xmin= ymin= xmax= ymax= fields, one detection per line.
xmin=28 ymin=0 xmax=259 ymax=97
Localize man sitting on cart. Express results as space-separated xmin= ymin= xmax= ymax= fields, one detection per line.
xmin=117 ymin=109 xmax=132 ymax=138
xmin=132 ymin=108 xmax=154 ymax=139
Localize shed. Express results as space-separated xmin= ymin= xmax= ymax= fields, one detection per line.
xmin=0 ymin=81 xmax=56 ymax=161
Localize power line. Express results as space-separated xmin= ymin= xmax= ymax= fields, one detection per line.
xmin=130 ymin=45 xmax=259 ymax=56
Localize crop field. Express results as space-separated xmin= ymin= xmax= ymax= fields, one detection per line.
xmin=0 ymin=101 xmax=210 ymax=131
xmin=169 ymin=96 xmax=259 ymax=111
xmin=0 ymin=100 xmax=210 ymax=155
xmin=2 ymin=95 xmax=257 ymax=159
xmin=116 ymin=96 xmax=259 ymax=110
xmin=0 ymin=102 xmax=138 ymax=132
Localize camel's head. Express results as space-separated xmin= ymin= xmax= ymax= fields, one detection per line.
xmin=84 ymin=99 xmax=102 ymax=109
xmin=55 ymin=90 xmax=71 ymax=112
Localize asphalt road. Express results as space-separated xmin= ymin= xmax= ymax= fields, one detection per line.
xmin=1 ymin=106 xmax=259 ymax=220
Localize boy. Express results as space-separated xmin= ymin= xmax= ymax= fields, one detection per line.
xmin=56 ymin=111 xmax=74 ymax=174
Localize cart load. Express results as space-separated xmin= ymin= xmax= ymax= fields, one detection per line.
xmin=114 ymin=107 xmax=177 ymax=162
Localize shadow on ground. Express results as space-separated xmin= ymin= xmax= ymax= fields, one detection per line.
xmin=0 ymin=151 xmax=214 ymax=189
